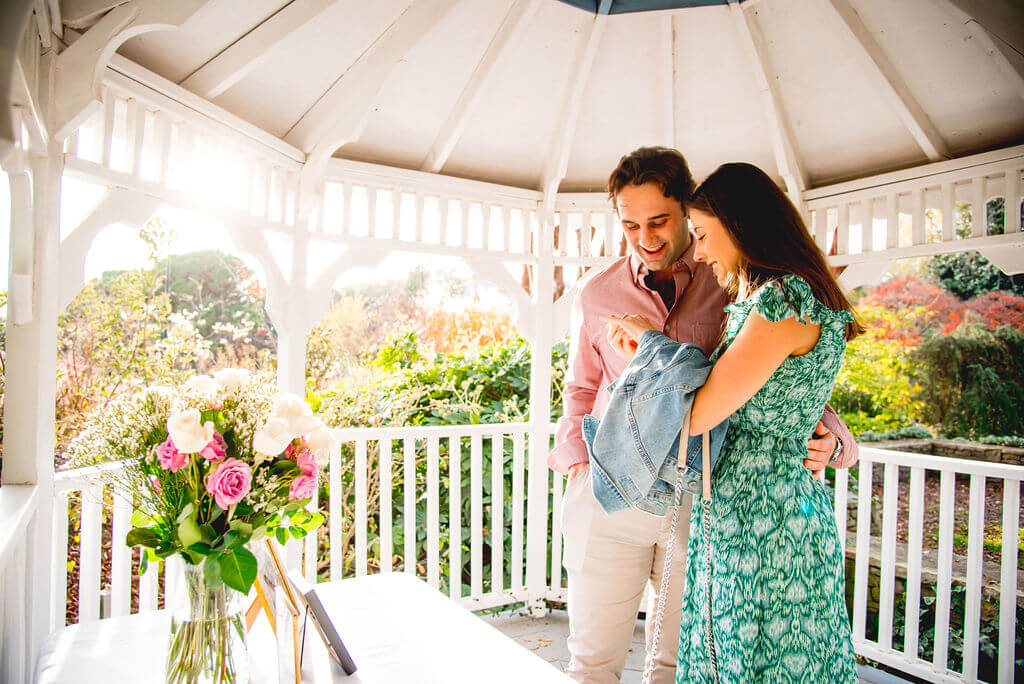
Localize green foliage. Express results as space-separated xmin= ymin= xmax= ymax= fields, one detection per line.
xmin=977 ymin=434 xmax=1024 ymax=448
xmin=830 ymin=306 xmax=924 ymax=434
xmin=914 ymin=324 xmax=1024 ymax=438
xmin=928 ymin=251 xmax=1024 ymax=301
xmin=857 ymin=426 xmax=934 ymax=442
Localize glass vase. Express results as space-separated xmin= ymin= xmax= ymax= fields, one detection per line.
xmin=165 ymin=561 xmax=250 ymax=684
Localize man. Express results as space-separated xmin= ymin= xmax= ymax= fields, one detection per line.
xmin=549 ymin=147 xmax=857 ymax=683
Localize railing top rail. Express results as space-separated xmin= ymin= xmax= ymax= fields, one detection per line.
xmin=331 ymin=422 xmax=533 ymax=441
xmin=53 ymin=459 xmax=130 ymax=492
xmin=0 ymin=484 xmax=38 ymax=573
xmin=861 ymin=446 xmax=1024 ymax=480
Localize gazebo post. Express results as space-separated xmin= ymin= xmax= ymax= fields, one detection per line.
xmin=525 ymin=213 xmax=556 ymax=617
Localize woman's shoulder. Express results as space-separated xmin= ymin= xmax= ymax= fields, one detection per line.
xmin=743 ymin=274 xmax=853 ymax=326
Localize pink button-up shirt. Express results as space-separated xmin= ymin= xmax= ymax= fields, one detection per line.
xmin=548 ymin=238 xmax=857 ymax=473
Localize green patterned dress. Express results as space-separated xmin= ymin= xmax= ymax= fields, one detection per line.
xmin=676 ymin=274 xmax=859 ymax=683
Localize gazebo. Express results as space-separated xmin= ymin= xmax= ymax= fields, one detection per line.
xmin=1 ymin=0 xmax=1022 ymax=681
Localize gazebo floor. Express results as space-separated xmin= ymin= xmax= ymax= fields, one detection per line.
xmin=485 ymin=608 xmax=900 ymax=683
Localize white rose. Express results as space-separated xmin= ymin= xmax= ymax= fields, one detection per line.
xmin=184 ymin=374 xmax=219 ymax=396
xmin=306 ymin=428 xmax=337 ymax=467
xmin=291 ymin=414 xmax=321 ymax=436
xmin=213 ymin=368 xmax=251 ymax=394
xmin=167 ymin=409 xmax=215 ymax=453
xmin=253 ymin=417 xmax=293 ymax=456
xmin=273 ymin=393 xmax=316 ymax=434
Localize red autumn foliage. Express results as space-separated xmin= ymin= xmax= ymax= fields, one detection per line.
xmin=858 ymin=276 xmax=964 ymax=342
xmin=965 ymin=291 xmax=1024 ymax=332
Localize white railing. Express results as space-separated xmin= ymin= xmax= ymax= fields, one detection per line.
xmin=0 ymin=484 xmax=42 ymax=684
xmin=42 ymin=437 xmax=1022 ymax=683
xmin=827 ymin=447 xmax=1022 ymax=684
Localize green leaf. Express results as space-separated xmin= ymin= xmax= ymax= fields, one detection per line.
xmin=272 ymin=461 xmax=300 ymax=475
xmin=202 ymin=554 xmax=223 ymax=589
xmin=220 ymin=530 xmax=245 ymax=550
xmin=126 ymin=527 xmax=161 ymax=548
xmin=288 ymin=526 xmax=304 ymax=540
xmin=177 ymin=516 xmax=203 ymax=548
xmin=275 ymin=527 xmax=288 ymax=545
xmin=187 ymin=542 xmax=213 ymax=556
xmin=302 ymin=513 xmax=325 ymax=532
xmin=218 ymin=547 xmax=257 ymax=594
xmin=251 ymin=525 xmax=267 ymax=541
xmin=228 ymin=520 xmax=253 ymax=536
xmin=199 ymin=524 xmax=218 ymax=543
xmin=130 ymin=510 xmax=153 ymax=527
xmin=176 ymin=503 xmax=195 ymax=523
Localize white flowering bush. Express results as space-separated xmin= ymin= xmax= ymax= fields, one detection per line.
xmin=66 ymin=369 xmax=335 ymax=593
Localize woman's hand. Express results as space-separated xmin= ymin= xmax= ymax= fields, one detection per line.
xmin=600 ymin=314 xmax=657 ymax=362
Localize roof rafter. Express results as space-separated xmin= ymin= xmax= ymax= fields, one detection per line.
xmin=53 ymin=0 xmax=209 ymax=139
xmin=827 ymin=0 xmax=949 ymax=162
xmin=540 ymin=14 xmax=607 ymax=210
xmin=61 ymin=0 xmax=129 ymax=29
xmin=727 ymin=0 xmax=807 ymax=194
xmin=931 ymin=0 xmax=1024 ymax=105
xmin=421 ymin=0 xmax=539 ymax=174
xmin=180 ymin=0 xmax=340 ymax=99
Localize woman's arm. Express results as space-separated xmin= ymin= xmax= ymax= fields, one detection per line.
xmin=689 ymin=312 xmax=819 ymax=434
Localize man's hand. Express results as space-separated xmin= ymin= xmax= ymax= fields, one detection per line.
xmin=568 ymin=462 xmax=587 ymax=480
xmin=805 ymin=420 xmax=837 ymax=477
xmin=600 ymin=314 xmax=656 ymax=362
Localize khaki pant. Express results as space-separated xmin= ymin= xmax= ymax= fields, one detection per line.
xmin=560 ymin=464 xmax=693 ymax=684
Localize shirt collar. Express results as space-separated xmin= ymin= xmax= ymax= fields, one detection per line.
xmin=628 ymin=234 xmax=698 ymax=288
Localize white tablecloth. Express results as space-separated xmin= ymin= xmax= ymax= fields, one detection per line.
xmin=35 ymin=573 xmax=571 ymax=683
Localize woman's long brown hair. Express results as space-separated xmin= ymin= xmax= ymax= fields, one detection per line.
xmin=686 ymin=163 xmax=864 ymax=340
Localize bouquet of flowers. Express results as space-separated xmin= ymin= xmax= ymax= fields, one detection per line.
xmin=67 ymin=368 xmax=335 ymax=683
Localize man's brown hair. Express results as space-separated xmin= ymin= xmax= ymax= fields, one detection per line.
xmin=607 ymin=146 xmax=696 ymax=210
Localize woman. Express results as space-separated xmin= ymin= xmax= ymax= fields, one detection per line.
xmin=605 ymin=163 xmax=861 ymax=683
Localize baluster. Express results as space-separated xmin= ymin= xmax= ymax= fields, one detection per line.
xmin=304 ymin=486 xmax=318 ymax=582
xmin=101 ymin=94 xmax=116 ymax=168
xmin=878 ymin=463 xmax=899 ymax=649
xmin=470 ymin=434 xmax=483 ymax=597
xmin=997 ymin=480 xmax=1020 ymax=684
xmin=458 ymin=199 xmax=468 ymax=248
xmin=1006 ymin=168 xmax=1021 ymax=233
xmin=813 ymin=207 xmax=827 ymax=252
xmin=329 ymin=439 xmax=342 ymax=580
xmin=912 ymin=188 xmax=926 ymax=246
xmin=835 ymin=204 xmax=849 ymax=256
xmin=604 ymin=211 xmax=616 ymax=257
xmin=427 ymin=436 xmax=440 ymax=589
xmin=502 ymin=206 xmax=512 ymax=254
xmin=51 ymin=491 xmax=69 ymax=628
xmin=156 ymin=112 xmax=172 ymax=185
xmin=110 ymin=493 xmax=131 ymax=617
xmin=380 ymin=439 xmax=393 ymax=574
xmin=365 ymin=187 xmax=377 ymax=239
xmin=439 ymin=196 xmax=450 ymax=245
xmin=391 ymin=188 xmax=401 ymax=240
xmin=511 ymin=432 xmax=525 ymax=592
xmin=941 ymin=182 xmax=955 ymax=242
xmin=580 ymin=211 xmax=592 ymax=257
xmin=904 ymin=467 xmax=925 ymax=659
xmin=65 ymin=128 xmax=79 ymax=157
xmin=404 ymin=437 xmax=416 ymax=576
xmin=860 ymin=199 xmax=872 ymax=252
xmin=933 ymin=471 xmax=955 ymax=670
xmin=355 ymin=439 xmax=368 ymax=577
xmin=886 ymin=193 xmax=899 ymax=249
xmin=139 ymin=556 xmax=158 ymax=612
xmin=550 ymin=472 xmax=564 ymax=592
xmin=130 ymin=99 xmax=144 ymax=177
xmin=448 ymin=436 xmax=462 ymax=599
xmin=851 ymin=459 xmax=872 ymax=640
xmin=832 ymin=468 xmax=848 ymax=545
xmin=78 ymin=485 xmax=102 ymax=623
xmin=962 ymin=475 xmax=986 ymax=679
xmin=971 ymin=177 xmax=986 ymax=237
xmin=490 ymin=434 xmax=504 ymax=594
xmin=341 ymin=181 xmax=353 ymax=236
xmin=415 ymin=192 xmax=425 ymax=243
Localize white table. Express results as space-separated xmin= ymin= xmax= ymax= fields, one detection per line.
xmin=35 ymin=574 xmax=571 ymax=683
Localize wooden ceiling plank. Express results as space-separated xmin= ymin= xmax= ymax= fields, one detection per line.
xmin=727 ymin=0 xmax=807 ymax=194
xmin=827 ymin=0 xmax=949 ymax=162
xmin=421 ymin=0 xmax=539 ymax=174
xmin=931 ymin=0 xmax=1024 ymax=105
xmin=60 ymin=0 xmax=130 ymax=30
xmin=541 ymin=14 xmax=607 ymax=209
xmin=32 ymin=0 xmax=52 ymax=48
xmin=180 ymin=0 xmax=340 ymax=99
xmin=46 ymin=0 xmax=61 ymax=37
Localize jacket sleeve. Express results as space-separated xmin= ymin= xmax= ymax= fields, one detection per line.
xmin=821 ymin=404 xmax=858 ymax=469
xmin=549 ymin=290 xmax=604 ymax=473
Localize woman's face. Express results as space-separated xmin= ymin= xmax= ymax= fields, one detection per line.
xmin=689 ymin=208 xmax=742 ymax=287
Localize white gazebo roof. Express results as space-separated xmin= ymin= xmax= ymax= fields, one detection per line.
xmin=99 ymin=0 xmax=1024 ymax=194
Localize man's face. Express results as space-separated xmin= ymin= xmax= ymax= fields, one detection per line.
xmin=615 ymin=182 xmax=691 ymax=272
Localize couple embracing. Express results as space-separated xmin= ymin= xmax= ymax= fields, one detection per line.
xmin=549 ymin=147 xmax=862 ymax=683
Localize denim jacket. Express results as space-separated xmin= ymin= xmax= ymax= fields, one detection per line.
xmin=582 ymin=330 xmax=730 ymax=515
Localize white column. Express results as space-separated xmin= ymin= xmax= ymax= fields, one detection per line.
xmin=524 ymin=212 xmax=555 ymax=617
xmin=2 ymin=141 xmax=62 ymax=668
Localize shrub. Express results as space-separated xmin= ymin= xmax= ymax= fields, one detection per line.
xmin=857 ymin=426 xmax=934 ymax=442
xmin=977 ymin=435 xmax=1024 ymax=448
xmin=914 ymin=325 xmax=1024 ymax=438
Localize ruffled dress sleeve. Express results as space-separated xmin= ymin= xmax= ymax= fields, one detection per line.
xmin=746 ymin=274 xmax=854 ymax=326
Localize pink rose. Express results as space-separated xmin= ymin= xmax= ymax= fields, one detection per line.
xmin=296 ymin=449 xmax=317 ymax=477
xmin=205 ymin=458 xmax=252 ymax=510
xmin=156 ymin=437 xmax=187 ymax=472
xmin=288 ymin=473 xmax=317 ymax=501
xmin=201 ymin=431 xmax=228 ymax=463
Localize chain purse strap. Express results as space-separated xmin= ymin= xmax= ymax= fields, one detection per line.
xmin=641 ymin=407 xmax=717 ymax=684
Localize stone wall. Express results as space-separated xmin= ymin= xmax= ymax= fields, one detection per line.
xmin=866 ymin=438 xmax=1024 ymax=466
